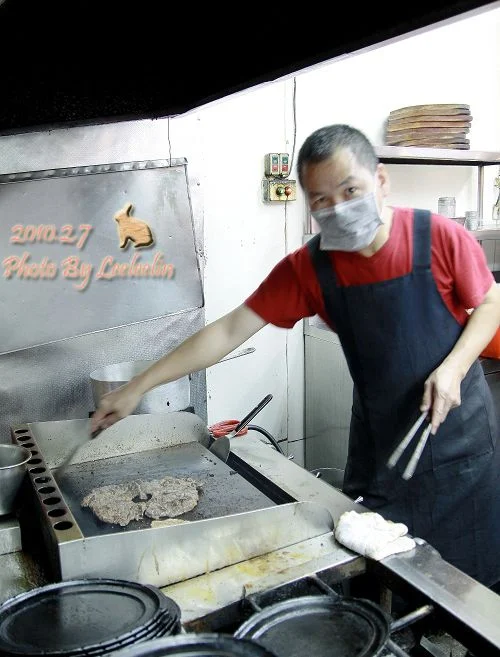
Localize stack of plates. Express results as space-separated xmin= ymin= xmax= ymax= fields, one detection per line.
xmin=112 ymin=634 xmax=279 ymax=656
xmin=0 ymin=578 xmax=182 ymax=656
xmin=385 ymin=104 xmax=472 ymax=149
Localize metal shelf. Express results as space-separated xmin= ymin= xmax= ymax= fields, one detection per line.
xmin=376 ymin=145 xmax=500 ymax=166
xmin=469 ymin=228 xmax=500 ymax=240
xmin=376 ymin=145 xmax=500 ymax=224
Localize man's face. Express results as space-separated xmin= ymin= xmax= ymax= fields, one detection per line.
xmin=301 ymin=148 xmax=389 ymax=213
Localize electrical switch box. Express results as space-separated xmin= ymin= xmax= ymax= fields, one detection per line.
xmin=279 ymin=153 xmax=289 ymax=177
xmin=264 ymin=153 xmax=281 ymax=177
xmin=264 ymin=152 xmax=290 ymax=178
xmin=262 ymin=179 xmax=297 ymax=202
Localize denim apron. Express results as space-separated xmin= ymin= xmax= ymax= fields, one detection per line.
xmin=308 ymin=209 xmax=500 ymax=587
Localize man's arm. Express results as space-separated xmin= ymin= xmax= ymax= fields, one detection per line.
xmin=91 ymin=303 xmax=268 ymax=430
xmin=421 ymin=281 xmax=500 ymax=433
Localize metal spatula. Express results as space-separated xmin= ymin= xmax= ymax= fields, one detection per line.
xmin=55 ymin=423 xmax=104 ymax=481
xmin=209 ymin=394 xmax=273 ymax=462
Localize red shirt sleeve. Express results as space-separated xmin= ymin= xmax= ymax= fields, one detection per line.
xmin=245 ymin=244 xmax=326 ymax=328
xmin=430 ymin=214 xmax=494 ymax=314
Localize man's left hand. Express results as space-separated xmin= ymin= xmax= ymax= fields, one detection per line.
xmin=420 ymin=363 xmax=463 ymax=434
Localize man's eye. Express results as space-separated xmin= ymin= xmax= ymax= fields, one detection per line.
xmin=346 ymin=186 xmax=358 ymax=195
xmin=310 ymin=198 xmax=324 ymax=208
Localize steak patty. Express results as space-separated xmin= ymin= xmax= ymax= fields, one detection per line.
xmin=81 ymin=475 xmax=200 ymax=527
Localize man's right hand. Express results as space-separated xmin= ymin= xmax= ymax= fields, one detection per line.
xmin=89 ymin=303 xmax=267 ymax=433
xmin=91 ymin=381 xmax=143 ymax=432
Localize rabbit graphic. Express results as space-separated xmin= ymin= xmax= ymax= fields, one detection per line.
xmin=114 ymin=202 xmax=154 ymax=249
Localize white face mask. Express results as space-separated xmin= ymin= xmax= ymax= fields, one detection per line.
xmin=311 ymin=192 xmax=383 ymax=252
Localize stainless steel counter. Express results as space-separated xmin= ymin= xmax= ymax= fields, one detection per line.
xmin=0 ymin=416 xmax=363 ymax=604
xmin=0 ymin=549 xmax=47 ymax=605
xmin=166 ymin=435 xmax=500 ymax=651
xmin=0 ymin=515 xmax=21 ymax=556
xmin=2 ymin=416 xmax=500 ymax=654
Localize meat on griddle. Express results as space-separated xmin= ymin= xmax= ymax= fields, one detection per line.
xmin=81 ymin=475 xmax=200 ymax=527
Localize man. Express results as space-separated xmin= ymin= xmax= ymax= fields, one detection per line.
xmin=92 ymin=124 xmax=500 ymax=591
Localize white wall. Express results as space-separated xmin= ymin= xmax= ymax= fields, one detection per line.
xmin=1 ymin=4 xmax=498 ymax=454
xmin=169 ymin=3 xmax=500 ymax=449
xmin=184 ymin=85 xmax=299 ymax=443
xmin=292 ymin=4 xmax=500 ymax=214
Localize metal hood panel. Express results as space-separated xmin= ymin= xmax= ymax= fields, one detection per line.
xmin=0 ymin=160 xmax=203 ymax=355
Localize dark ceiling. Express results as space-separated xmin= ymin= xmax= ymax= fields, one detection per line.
xmin=0 ymin=0 xmax=496 ymax=135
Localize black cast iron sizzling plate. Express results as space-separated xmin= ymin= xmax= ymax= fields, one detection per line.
xmin=234 ymin=594 xmax=391 ymax=657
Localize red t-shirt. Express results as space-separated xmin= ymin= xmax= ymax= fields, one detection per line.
xmin=245 ymin=207 xmax=494 ymax=331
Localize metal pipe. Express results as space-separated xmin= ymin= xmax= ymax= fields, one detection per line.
xmin=478 ymin=164 xmax=484 ymax=219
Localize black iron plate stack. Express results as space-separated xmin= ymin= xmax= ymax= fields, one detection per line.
xmin=111 ymin=634 xmax=279 ymax=656
xmin=0 ymin=578 xmax=182 ymax=656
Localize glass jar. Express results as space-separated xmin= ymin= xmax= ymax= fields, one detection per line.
xmin=438 ymin=197 xmax=456 ymax=218
xmin=493 ymin=173 xmax=500 ymax=224
xmin=465 ymin=211 xmax=479 ymax=231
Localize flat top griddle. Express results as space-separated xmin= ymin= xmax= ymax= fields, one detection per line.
xmin=56 ymin=441 xmax=277 ymax=537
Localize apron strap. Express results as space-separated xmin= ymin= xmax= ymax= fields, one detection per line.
xmin=306 ymin=233 xmax=364 ymax=400
xmin=412 ymin=209 xmax=432 ymax=271
xmin=307 ymin=233 xmax=337 ymax=290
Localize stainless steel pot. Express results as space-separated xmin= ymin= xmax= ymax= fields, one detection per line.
xmin=90 ymin=347 xmax=255 ymax=414
xmin=90 ymin=362 xmax=190 ymax=415
xmin=310 ymin=467 xmax=345 ymax=490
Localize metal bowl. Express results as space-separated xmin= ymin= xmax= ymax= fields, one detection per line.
xmin=0 ymin=444 xmax=31 ymax=516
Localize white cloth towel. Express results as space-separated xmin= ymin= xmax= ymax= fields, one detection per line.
xmin=334 ymin=510 xmax=416 ymax=561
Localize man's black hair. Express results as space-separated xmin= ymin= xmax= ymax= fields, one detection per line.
xmin=297 ymin=124 xmax=379 ymax=186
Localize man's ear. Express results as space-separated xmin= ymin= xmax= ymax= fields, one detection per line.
xmin=376 ymin=162 xmax=391 ymax=197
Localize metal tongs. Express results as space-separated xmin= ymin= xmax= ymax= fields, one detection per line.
xmin=387 ymin=410 xmax=433 ymax=480
xmin=209 ymin=394 xmax=273 ymax=462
